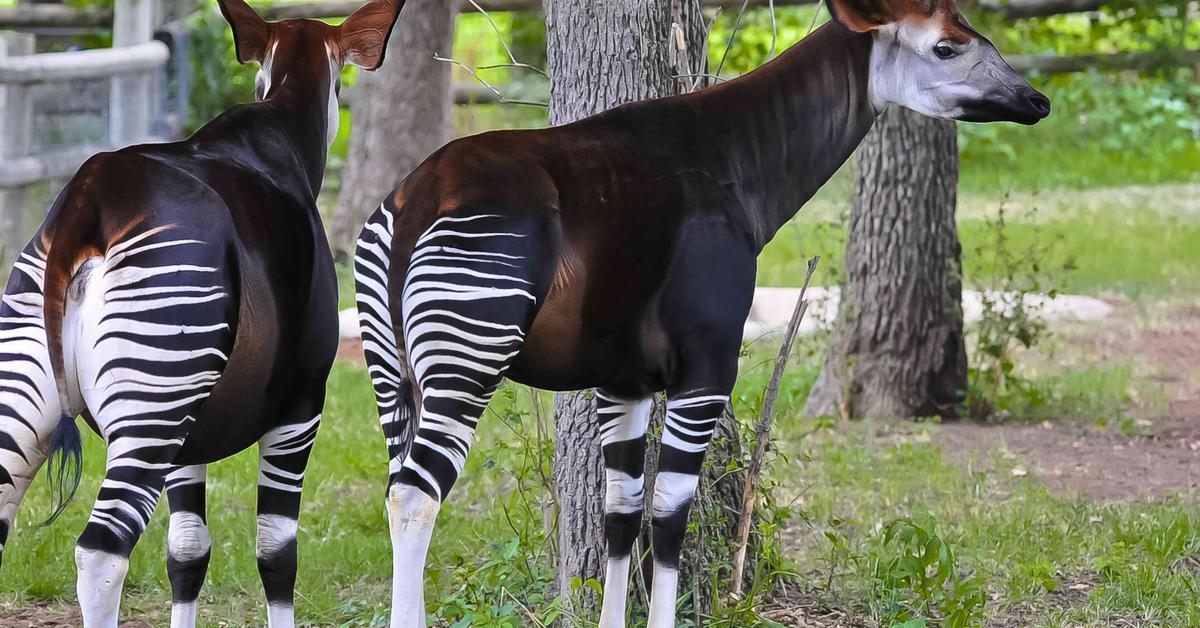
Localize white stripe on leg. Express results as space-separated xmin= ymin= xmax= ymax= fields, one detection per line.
xmin=647 ymin=565 xmax=680 ymax=628
xmin=599 ymin=555 xmax=631 ymax=628
xmin=388 ymin=484 xmax=439 ymax=628
xmin=76 ymin=546 xmax=129 ymax=628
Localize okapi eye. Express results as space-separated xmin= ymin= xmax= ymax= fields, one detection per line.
xmin=933 ymin=41 xmax=958 ymax=60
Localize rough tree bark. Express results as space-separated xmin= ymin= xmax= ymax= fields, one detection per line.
xmin=327 ymin=0 xmax=456 ymax=257
xmin=805 ymin=106 xmax=967 ymax=420
xmin=544 ymin=0 xmax=740 ymax=621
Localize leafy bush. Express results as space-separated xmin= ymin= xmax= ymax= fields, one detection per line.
xmin=963 ymin=202 xmax=1076 ymax=421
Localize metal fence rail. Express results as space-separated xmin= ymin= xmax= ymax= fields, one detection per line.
xmin=0 ymin=0 xmax=168 ymax=260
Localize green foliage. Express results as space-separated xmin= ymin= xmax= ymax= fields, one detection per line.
xmin=868 ymin=517 xmax=987 ymax=628
xmin=185 ymin=0 xmax=256 ymax=132
xmin=963 ymin=203 xmax=1076 ymax=421
xmin=780 ymin=419 xmax=1200 ymax=626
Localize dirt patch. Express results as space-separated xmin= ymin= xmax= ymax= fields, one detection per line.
xmin=336 ymin=337 xmax=367 ymax=366
xmin=0 ymin=604 xmax=151 ymax=628
xmin=938 ymin=415 xmax=1200 ymax=501
xmin=938 ymin=303 xmax=1200 ymax=501
xmin=762 ymin=589 xmax=870 ymax=627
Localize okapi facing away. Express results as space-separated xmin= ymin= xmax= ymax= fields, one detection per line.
xmin=0 ymin=0 xmax=406 ymax=626
xmin=354 ymin=0 xmax=1050 ymax=626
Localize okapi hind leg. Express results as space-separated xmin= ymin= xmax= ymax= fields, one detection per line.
xmin=354 ymin=204 xmax=418 ymax=482
xmin=386 ymin=212 xmax=557 ymax=628
xmin=165 ymin=464 xmax=211 ymax=628
xmin=71 ymin=225 xmax=234 ymax=628
xmin=77 ymin=427 xmax=193 ymax=628
xmin=596 ymin=391 xmax=653 ymax=628
xmin=256 ymin=412 xmax=321 ymax=628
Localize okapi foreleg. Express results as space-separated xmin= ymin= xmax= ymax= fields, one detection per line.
xmin=596 ymin=391 xmax=652 ymax=628
xmin=386 ymin=213 xmax=554 ymax=628
xmin=256 ymin=413 xmax=321 ymax=628
xmin=648 ymin=390 xmax=730 ymax=628
xmin=165 ymin=464 xmax=211 ymax=628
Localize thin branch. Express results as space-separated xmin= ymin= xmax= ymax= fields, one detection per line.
xmin=767 ymin=0 xmax=778 ymax=60
xmin=729 ymin=255 xmax=821 ymax=598
xmin=434 ymin=53 xmax=549 ymax=108
xmin=477 ymin=61 xmax=549 ymax=78
xmin=466 ymin=0 xmax=517 ymax=65
xmin=674 ymin=72 xmax=729 ymax=84
xmin=440 ymin=1 xmax=550 ymax=107
xmin=714 ymin=0 xmax=752 ymax=78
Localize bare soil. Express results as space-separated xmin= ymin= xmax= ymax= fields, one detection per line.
xmin=938 ymin=301 xmax=1200 ymax=501
xmin=0 ymin=604 xmax=151 ymax=627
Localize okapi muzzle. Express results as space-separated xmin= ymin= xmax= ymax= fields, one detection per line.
xmin=831 ymin=0 xmax=1052 ymax=125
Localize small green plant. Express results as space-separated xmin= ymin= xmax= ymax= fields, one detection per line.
xmin=964 ymin=202 xmax=1075 ymax=421
xmin=869 ymin=516 xmax=987 ymax=628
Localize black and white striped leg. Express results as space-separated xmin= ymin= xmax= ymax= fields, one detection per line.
xmin=77 ymin=434 xmax=187 ymax=628
xmin=256 ymin=413 xmax=320 ymax=628
xmin=386 ymin=214 xmax=552 ymax=628
xmin=354 ymin=205 xmax=418 ymax=483
xmin=647 ymin=389 xmax=730 ymax=628
xmin=596 ymin=391 xmax=652 ymax=628
xmin=69 ymin=228 xmax=231 ymax=627
xmin=165 ymin=465 xmax=210 ymax=628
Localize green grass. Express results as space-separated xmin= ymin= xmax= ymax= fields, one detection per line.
xmin=0 ymin=363 xmax=556 ymax=625
xmin=759 ymin=184 xmax=1200 ymax=300
xmin=778 ymin=418 xmax=1200 ymax=626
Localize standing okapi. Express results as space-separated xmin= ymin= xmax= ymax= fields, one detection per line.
xmin=354 ymin=0 xmax=1050 ymax=626
xmin=0 ymin=0 xmax=406 ymax=625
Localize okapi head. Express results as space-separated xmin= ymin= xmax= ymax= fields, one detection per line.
xmin=218 ymin=0 xmax=408 ymax=146
xmin=828 ymin=0 xmax=1051 ymax=124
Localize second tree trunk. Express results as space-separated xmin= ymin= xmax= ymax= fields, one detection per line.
xmin=806 ymin=106 xmax=967 ymax=420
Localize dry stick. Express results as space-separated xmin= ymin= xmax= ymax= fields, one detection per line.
xmin=729 ymin=255 xmax=820 ymax=598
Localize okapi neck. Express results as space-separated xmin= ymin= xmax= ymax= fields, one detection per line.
xmin=696 ymin=22 xmax=878 ymax=250
xmin=190 ymin=86 xmax=332 ymax=201
xmin=267 ymin=85 xmax=333 ymax=197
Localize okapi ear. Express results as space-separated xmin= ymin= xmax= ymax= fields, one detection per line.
xmin=338 ymin=0 xmax=407 ymax=70
xmin=826 ymin=0 xmax=897 ymax=33
xmin=217 ymin=0 xmax=271 ymax=64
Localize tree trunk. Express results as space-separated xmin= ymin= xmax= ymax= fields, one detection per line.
xmin=327 ymin=0 xmax=456 ymax=257
xmin=805 ymin=106 xmax=967 ymax=420
xmin=544 ymin=1 xmax=728 ymax=621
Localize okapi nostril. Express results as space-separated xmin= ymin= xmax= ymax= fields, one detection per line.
xmin=1028 ymin=93 xmax=1051 ymax=116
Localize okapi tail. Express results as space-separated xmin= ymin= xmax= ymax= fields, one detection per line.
xmin=39 ymin=183 xmax=102 ymax=525
xmin=38 ymin=415 xmax=83 ymax=526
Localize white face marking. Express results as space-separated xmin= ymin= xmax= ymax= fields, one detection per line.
xmin=868 ymin=19 xmax=989 ymax=119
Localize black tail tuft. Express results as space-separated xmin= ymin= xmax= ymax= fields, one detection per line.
xmin=38 ymin=414 xmax=82 ymax=527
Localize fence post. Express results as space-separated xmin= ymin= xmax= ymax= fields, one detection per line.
xmin=109 ymin=0 xmax=157 ymax=146
xmin=0 ymin=32 xmax=36 ymax=263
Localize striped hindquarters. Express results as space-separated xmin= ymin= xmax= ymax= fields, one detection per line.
xmin=354 ymin=204 xmax=418 ymax=481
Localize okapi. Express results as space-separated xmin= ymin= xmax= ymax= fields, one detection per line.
xmin=354 ymin=0 xmax=1050 ymax=626
xmin=0 ymin=0 xmax=406 ymax=625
